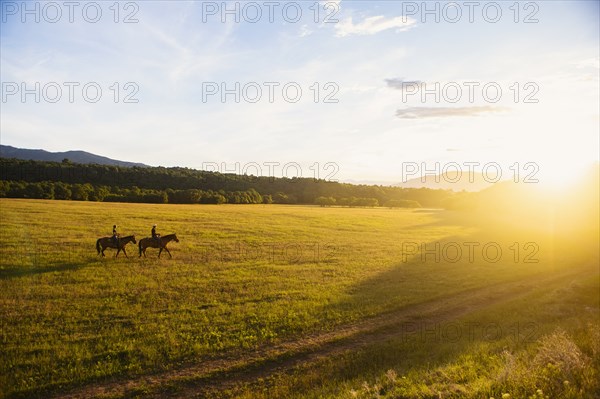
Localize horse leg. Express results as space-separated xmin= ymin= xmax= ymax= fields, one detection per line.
xmin=115 ymin=247 xmax=120 ymax=258
xmin=122 ymin=247 xmax=128 ymax=258
xmin=101 ymin=246 xmax=106 ymax=257
xmin=158 ymin=247 xmax=163 ymax=258
xmin=164 ymin=247 xmax=172 ymax=258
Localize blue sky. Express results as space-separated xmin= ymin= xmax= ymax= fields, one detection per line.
xmin=1 ymin=0 xmax=598 ymax=185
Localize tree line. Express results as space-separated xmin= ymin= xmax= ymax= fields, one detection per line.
xmin=0 ymin=158 xmax=459 ymax=207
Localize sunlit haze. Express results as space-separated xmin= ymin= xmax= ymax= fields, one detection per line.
xmin=1 ymin=1 xmax=598 ymax=186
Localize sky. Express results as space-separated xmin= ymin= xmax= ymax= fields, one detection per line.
xmin=0 ymin=0 xmax=598 ymax=186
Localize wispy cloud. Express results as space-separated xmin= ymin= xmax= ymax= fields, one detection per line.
xmin=395 ymin=106 xmax=508 ymax=119
xmin=385 ymin=78 xmax=425 ymax=90
xmin=335 ymin=15 xmax=416 ymax=37
xmin=1 ymin=1 xmax=597 ymax=181
xmin=298 ymin=24 xmax=313 ymax=38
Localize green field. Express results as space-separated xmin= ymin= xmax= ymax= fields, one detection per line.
xmin=0 ymin=199 xmax=598 ymax=398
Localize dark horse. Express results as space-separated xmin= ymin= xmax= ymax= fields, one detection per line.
xmin=138 ymin=233 xmax=179 ymax=258
xmin=96 ymin=235 xmax=137 ymax=258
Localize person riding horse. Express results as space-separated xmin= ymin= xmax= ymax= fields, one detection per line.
xmin=152 ymin=224 xmax=160 ymax=246
xmin=112 ymin=225 xmax=120 ymax=248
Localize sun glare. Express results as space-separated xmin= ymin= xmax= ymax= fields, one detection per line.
xmin=534 ymin=156 xmax=598 ymax=191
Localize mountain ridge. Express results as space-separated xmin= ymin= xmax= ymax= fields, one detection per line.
xmin=395 ymin=171 xmax=495 ymax=191
xmin=0 ymin=145 xmax=494 ymax=191
xmin=0 ymin=145 xmax=148 ymax=168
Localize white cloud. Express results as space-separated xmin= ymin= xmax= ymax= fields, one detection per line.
xmin=385 ymin=78 xmax=425 ymax=90
xmin=320 ymin=0 xmax=342 ymax=7
xmin=298 ymin=24 xmax=313 ymax=38
xmin=395 ymin=106 xmax=508 ymax=119
xmin=335 ymin=15 xmax=416 ymax=37
xmin=1 ymin=1 xmax=598 ymax=181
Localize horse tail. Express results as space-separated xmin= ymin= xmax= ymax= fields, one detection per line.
xmin=96 ymin=239 xmax=101 ymax=254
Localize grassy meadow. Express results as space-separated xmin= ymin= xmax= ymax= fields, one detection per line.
xmin=0 ymin=198 xmax=598 ymax=398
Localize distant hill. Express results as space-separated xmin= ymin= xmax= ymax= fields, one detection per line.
xmin=0 ymin=145 xmax=147 ymax=168
xmin=0 ymin=157 xmax=455 ymax=207
xmin=395 ymin=172 xmax=495 ymax=192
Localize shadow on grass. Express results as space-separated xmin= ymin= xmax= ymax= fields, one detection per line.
xmin=0 ymin=260 xmax=95 ymax=279
xmin=280 ymin=210 xmax=592 ymax=398
xmin=266 ymin=267 xmax=598 ymax=399
xmin=3 ymin=209 xmax=592 ymax=399
xmin=147 ymin=214 xmax=566 ymax=398
xmin=219 ymin=234 xmax=593 ymax=397
xmin=0 ymin=246 xmax=126 ymax=279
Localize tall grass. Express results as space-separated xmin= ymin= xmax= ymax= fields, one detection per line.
xmin=0 ymin=199 xmax=597 ymax=398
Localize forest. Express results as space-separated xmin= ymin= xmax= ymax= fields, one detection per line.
xmin=0 ymin=158 xmax=456 ymax=207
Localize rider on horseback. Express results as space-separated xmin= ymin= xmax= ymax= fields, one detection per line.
xmin=152 ymin=224 xmax=160 ymax=246
xmin=112 ymin=225 xmax=120 ymax=248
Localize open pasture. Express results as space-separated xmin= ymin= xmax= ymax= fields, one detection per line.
xmin=0 ymin=199 xmax=598 ymax=398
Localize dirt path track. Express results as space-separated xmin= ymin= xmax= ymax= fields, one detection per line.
xmin=58 ymin=266 xmax=594 ymax=398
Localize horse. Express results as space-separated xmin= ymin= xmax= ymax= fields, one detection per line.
xmin=96 ymin=235 xmax=137 ymax=258
xmin=138 ymin=233 xmax=179 ymax=258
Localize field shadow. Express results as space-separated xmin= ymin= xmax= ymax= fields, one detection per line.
xmin=0 ymin=251 xmax=106 ymax=279
xmin=286 ymin=208 xmax=589 ymax=397
xmin=324 ymin=219 xmax=554 ymax=320
xmin=0 ymin=261 xmax=93 ymax=280
xmin=235 ymin=242 xmax=566 ymax=397
xmin=326 ymin=234 xmax=488 ymax=317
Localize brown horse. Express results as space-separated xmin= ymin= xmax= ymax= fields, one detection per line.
xmin=138 ymin=233 xmax=179 ymax=258
xmin=96 ymin=235 xmax=137 ymax=258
